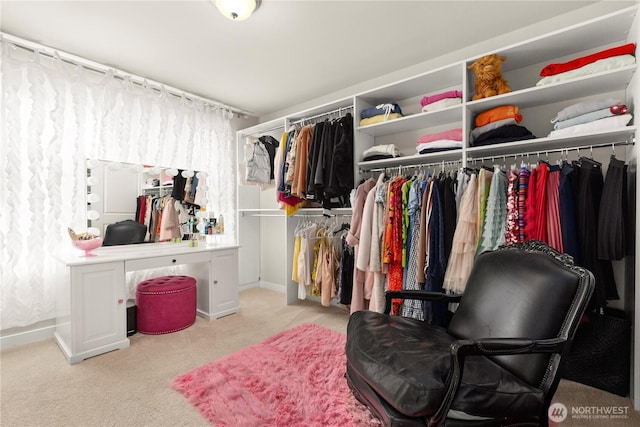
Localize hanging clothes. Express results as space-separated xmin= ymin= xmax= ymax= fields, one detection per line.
xmin=383 ymin=176 xmax=407 ymax=315
xmin=171 ymin=171 xmax=187 ymax=202
xmin=424 ymin=177 xmax=448 ymax=326
xmin=356 ymin=174 xmax=386 ymax=305
xmin=475 ymin=168 xmax=493 ymax=254
xmin=402 ymin=176 xmax=427 ymax=320
xmin=338 ymin=236 xmax=355 ymax=305
xmin=441 ymin=174 xmax=457 ymax=261
xmin=545 ymin=165 xmax=563 ymax=252
xmin=290 ymin=125 xmax=313 ymax=198
xmin=368 ymin=178 xmax=389 ymax=313
xmin=504 ymin=169 xmax=520 ymax=245
xmin=244 ymin=137 xmax=271 ymax=187
xmin=597 ymin=155 xmax=627 ymax=260
xmin=559 ymin=161 xmax=580 ymax=263
xmin=575 ymin=158 xmax=619 ymax=310
xmin=477 ymin=167 xmax=507 ymax=255
xmin=533 ymin=161 xmax=550 ymax=242
xmin=517 ymin=166 xmax=530 ymax=242
xmin=351 ymin=148 xmax=628 ymax=325
xmin=348 ymin=178 xmax=377 ymax=313
xmin=292 ymin=218 xmax=349 ymax=307
xmin=443 ymin=173 xmax=479 ymax=294
xmin=523 ymin=166 xmax=538 ymax=241
xmin=271 ymin=114 xmax=354 ymax=213
xmin=158 ymin=196 xmax=181 ymax=242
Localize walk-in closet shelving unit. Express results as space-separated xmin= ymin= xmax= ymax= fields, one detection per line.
xmin=236 ymin=98 xmax=355 ymax=303
xmin=238 ymin=5 xmax=640 ymax=407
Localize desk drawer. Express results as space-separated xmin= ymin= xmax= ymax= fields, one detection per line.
xmin=125 ymin=252 xmax=210 ymax=272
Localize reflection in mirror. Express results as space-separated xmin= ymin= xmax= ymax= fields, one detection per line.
xmin=86 ymin=160 xmax=220 ymax=246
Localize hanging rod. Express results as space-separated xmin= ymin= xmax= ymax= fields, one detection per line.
xmin=243 ymin=124 xmax=285 ymax=138
xmin=0 ymin=32 xmax=254 ymax=118
xmin=290 ymin=105 xmax=354 ymax=126
xmin=297 ymin=213 xmax=352 ymax=217
xmin=361 ymin=158 xmax=463 ymax=174
xmin=467 ymin=140 xmax=635 ymax=164
xmin=240 ymin=212 xmax=284 ymax=217
xmin=240 ymin=211 xmax=352 ymax=218
xmin=296 ymin=213 xmax=353 ymax=219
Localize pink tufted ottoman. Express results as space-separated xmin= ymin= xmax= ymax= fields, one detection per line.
xmin=136 ymin=275 xmax=197 ymax=335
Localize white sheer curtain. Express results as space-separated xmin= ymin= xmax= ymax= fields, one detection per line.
xmin=0 ymin=41 xmax=236 ymax=329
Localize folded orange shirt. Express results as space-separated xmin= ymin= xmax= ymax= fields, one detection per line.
xmin=540 ymin=43 xmax=636 ymax=77
xmin=475 ymin=105 xmax=522 ymax=128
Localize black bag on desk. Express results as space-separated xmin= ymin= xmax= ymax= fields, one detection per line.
xmin=563 ymin=308 xmax=630 ymax=396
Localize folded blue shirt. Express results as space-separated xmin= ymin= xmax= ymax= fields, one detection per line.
xmin=360 ymin=102 xmax=403 ymax=119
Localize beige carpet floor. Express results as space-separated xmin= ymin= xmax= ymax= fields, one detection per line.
xmin=1 ymin=287 xmax=637 ymax=426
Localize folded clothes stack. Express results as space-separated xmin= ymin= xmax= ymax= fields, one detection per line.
xmin=362 ymin=144 xmax=402 ymax=161
xmin=548 ymin=98 xmax=633 ymax=138
xmin=537 ymin=42 xmax=636 ymax=87
xmin=470 ymin=105 xmax=535 ymax=146
xmin=416 ymin=128 xmax=463 ymax=154
xmin=420 ymin=90 xmax=463 ymax=113
xmin=360 ymin=102 xmax=403 ymax=126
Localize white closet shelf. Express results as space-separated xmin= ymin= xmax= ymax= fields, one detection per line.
xmin=466 ymin=126 xmax=636 ymax=159
xmin=141 ymin=185 xmax=173 ymax=190
xmin=356 ymin=105 xmax=463 ymax=137
xmin=470 ymin=6 xmax=636 ymax=71
xmin=355 ymin=62 xmax=463 ymax=103
xmin=358 ymin=149 xmax=463 ymax=170
xmin=467 ymin=65 xmax=637 ymax=114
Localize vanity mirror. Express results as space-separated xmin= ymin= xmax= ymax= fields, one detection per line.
xmin=86 ymin=159 xmax=215 ymax=244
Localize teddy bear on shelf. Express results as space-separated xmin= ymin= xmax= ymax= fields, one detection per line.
xmin=468 ymin=54 xmax=512 ymax=100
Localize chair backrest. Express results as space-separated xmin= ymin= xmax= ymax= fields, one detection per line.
xmin=103 ymin=220 xmax=147 ymax=246
xmin=447 ymin=241 xmax=594 ymax=389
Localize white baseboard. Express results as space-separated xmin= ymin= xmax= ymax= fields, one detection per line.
xmin=239 ymin=281 xmax=260 ymax=291
xmin=259 ymin=280 xmax=286 ymax=293
xmin=0 ymin=324 xmax=55 ymax=350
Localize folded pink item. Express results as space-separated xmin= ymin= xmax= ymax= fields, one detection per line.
xmin=417 ymin=128 xmax=463 ymax=144
xmin=420 ymin=90 xmax=463 ymax=107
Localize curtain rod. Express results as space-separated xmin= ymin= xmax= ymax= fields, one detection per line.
xmin=290 ymin=105 xmax=353 ymax=126
xmin=0 ymin=32 xmax=254 ymax=118
xmin=467 ymin=140 xmax=635 ymax=164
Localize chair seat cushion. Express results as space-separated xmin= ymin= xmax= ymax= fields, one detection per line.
xmin=346 ymin=311 xmax=544 ymax=418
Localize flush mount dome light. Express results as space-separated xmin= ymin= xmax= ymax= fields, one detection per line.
xmin=215 ymin=0 xmax=260 ymax=21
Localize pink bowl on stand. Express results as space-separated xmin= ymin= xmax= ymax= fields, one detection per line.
xmin=72 ymin=237 xmax=103 ymax=257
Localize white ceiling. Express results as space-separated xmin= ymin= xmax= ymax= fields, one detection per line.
xmin=0 ymin=1 xmax=635 ymax=118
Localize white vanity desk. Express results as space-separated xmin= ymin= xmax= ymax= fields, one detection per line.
xmin=54 ymin=242 xmax=239 ymax=364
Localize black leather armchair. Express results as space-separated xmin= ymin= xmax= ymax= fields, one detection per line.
xmin=103 ymin=219 xmax=147 ymax=246
xmin=345 ymin=241 xmax=594 ymax=427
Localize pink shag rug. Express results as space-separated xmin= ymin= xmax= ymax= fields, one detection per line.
xmin=171 ymin=323 xmax=381 ymax=427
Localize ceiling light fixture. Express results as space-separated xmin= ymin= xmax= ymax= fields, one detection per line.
xmin=214 ymin=0 xmax=260 ymax=21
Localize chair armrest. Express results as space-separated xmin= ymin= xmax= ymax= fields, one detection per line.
xmin=453 ymin=337 xmax=566 ymax=357
xmin=427 ymin=337 xmax=566 ymax=427
xmin=383 ymin=290 xmax=462 ymax=314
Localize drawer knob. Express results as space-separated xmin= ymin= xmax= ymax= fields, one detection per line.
xmin=172 ymin=259 xmax=177 ymax=263
xmin=214 ymin=280 xmax=218 ymax=284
